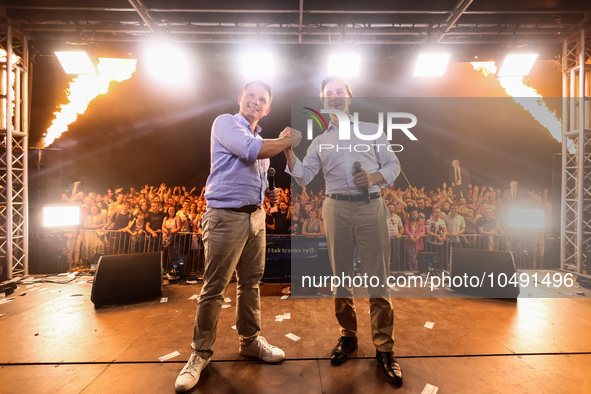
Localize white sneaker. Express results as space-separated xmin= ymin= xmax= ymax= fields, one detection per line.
xmin=239 ymin=336 xmax=285 ymax=363
xmin=174 ymin=352 xmax=211 ymax=392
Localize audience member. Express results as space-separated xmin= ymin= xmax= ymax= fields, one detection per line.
xmin=404 ymin=208 xmax=425 ymax=271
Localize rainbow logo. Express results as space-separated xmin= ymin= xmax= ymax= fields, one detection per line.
xmin=302 ymin=106 xmax=328 ymax=132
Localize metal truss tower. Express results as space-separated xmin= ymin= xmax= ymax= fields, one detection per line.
xmin=0 ymin=20 xmax=29 ymax=279
xmin=561 ymin=29 xmax=591 ymax=274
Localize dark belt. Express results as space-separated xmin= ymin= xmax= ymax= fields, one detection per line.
xmin=327 ymin=193 xmax=381 ymax=201
xmin=226 ymin=205 xmax=261 ymax=213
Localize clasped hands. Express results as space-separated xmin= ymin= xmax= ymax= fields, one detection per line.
xmin=279 ymin=127 xmax=303 ymax=148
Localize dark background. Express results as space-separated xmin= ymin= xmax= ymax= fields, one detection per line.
xmin=29 ymin=52 xmax=562 ymax=198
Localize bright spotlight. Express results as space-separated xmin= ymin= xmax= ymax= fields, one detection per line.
xmin=55 ymin=51 xmax=97 ymax=75
xmin=328 ymin=54 xmax=361 ymax=77
xmin=143 ymin=42 xmax=192 ymax=85
xmin=498 ymin=54 xmax=538 ymax=77
xmin=240 ymin=51 xmax=275 ymax=78
xmin=507 ymin=208 xmax=545 ymax=230
xmin=43 ymin=206 xmax=80 ymax=227
xmin=414 ymin=53 xmax=450 ymax=76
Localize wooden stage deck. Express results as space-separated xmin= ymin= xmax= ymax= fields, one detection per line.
xmin=0 ymin=273 xmax=590 ymax=393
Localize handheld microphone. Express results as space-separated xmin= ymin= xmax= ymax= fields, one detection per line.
xmin=267 ymin=167 xmax=276 ymax=206
xmin=353 ymin=161 xmax=370 ymax=202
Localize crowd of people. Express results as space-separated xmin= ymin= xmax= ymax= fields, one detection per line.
xmin=60 ymin=177 xmax=551 ymax=271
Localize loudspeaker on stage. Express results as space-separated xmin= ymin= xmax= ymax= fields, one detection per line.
xmin=91 ymin=252 xmax=163 ymax=307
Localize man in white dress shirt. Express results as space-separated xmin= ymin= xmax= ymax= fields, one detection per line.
xmin=283 ymin=76 xmax=403 ymax=386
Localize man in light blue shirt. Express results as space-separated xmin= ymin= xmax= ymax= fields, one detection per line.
xmin=176 ymin=81 xmax=301 ymax=392
xmin=283 ymin=76 xmax=403 ymax=387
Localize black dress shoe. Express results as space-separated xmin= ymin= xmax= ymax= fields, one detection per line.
xmin=330 ymin=336 xmax=358 ymax=366
xmin=376 ymin=350 xmax=403 ymax=386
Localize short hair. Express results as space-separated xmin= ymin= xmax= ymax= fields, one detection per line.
xmin=320 ymin=75 xmax=353 ymax=97
xmin=243 ymin=80 xmax=273 ymax=104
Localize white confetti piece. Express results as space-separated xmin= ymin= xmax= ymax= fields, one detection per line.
xmin=282 ymin=313 xmax=291 ymax=319
xmin=285 ymin=333 xmax=301 ymax=341
xmin=280 ymin=295 xmax=289 ymax=300
xmin=188 ymin=295 xmax=199 ymax=300
xmin=424 ymin=321 xmax=435 ymax=329
xmin=222 ymin=304 xmax=231 ymax=309
xmin=0 ymin=313 xmax=5 ymax=318
xmin=158 ymin=350 xmax=180 ymax=362
xmin=231 ymin=325 xmax=237 ymax=330
xmin=185 ymin=280 xmax=198 ymax=284
xmin=224 ymin=297 xmax=232 ymax=303
xmin=160 ymin=297 xmax=168 ymax=303
xmin=421 ymin=383 xmax=439 ymax=394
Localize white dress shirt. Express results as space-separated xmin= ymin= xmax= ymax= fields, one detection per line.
xmin=288 ymin=118 xmax=400 ymax=194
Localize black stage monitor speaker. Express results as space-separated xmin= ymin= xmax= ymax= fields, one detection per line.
xmin=450 ymin=248 xmax=520 ymax=298
xmin=91 ymin=252 xmax=163 ymax=307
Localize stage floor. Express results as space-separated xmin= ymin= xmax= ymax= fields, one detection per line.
xmin=1 ymin=273 xmax=590 ymax=393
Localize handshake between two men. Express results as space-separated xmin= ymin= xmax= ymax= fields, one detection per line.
xmin=279 ymin=127 xmax=303 ymax=149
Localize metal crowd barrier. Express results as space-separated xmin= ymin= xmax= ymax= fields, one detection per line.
xmin=64 ymin=230 xmax=547 ymax=275
xmin=70 ymin=230 xmax=204 ymax=274
xmin=389 ymin=233 xmax=547 ymax=272
xmin=290 ymin=233 xmax=548 ymax=272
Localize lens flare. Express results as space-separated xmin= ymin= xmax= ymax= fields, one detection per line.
xmin=44 ymin=58 xmax=137 ymax=147
xmin=471 ymin=61 xmax=574 ymax=154
xmin=43 ymin=206 xmax=80 ymax=227
xmin=508 ymin=208 xmax=545 ymax=229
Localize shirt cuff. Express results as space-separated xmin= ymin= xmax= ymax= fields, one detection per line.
xmin=287 ymin=158 xmax=305 ymax=179
xmin=246 ymin=138 xmax=263 ymax=162
xmin=377 ymin=168 xmax=395 ymax=187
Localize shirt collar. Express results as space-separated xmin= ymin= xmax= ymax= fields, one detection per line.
xmin=235 ymin=113 xmax=262 ymax=135
xmin=327 ymin=114 xmax=354 ymax=132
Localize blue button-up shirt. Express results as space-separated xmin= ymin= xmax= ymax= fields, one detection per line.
xmin=288 ymin=118 xmax=400 ymax=194
xmin=204 ymin=113 xmax=269 ymax=208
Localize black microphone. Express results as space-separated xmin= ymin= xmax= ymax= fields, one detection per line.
xmin=353 ymin=161 xmax=370 ymax=202
xmin=267 ymin=167 xmax=276 ymax=206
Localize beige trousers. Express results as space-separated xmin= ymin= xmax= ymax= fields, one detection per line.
xmin=322 ymin=197 xmax=394 ymax=352
xmin=192 ymin=207 xmax=266 ymax=358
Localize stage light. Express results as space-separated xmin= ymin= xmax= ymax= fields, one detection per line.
xmin=55 ymin=51 xmax=97 ymax=75
xmin=43 ymin=206 xmax=80 ymax=227
xmin=240 ymin=51 xmax=276 ymax=78
xmin=507 ymin=208 xmax=545 ymax=230
xmin=143 ymin=42 xmax=192 ymax=85
xmin=498 ymin=54 xmax=538 ymax=77
xmin=328 ymin=53 xmax=361 ymax=77
xmin=414 ymin=53 xmax=450 ymax=76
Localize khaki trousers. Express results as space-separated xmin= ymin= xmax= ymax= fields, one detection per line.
xmin=192 ymin=207 xmax=266 ymax=358
xmin=322 ymin=197 xmax=394 ymax=352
